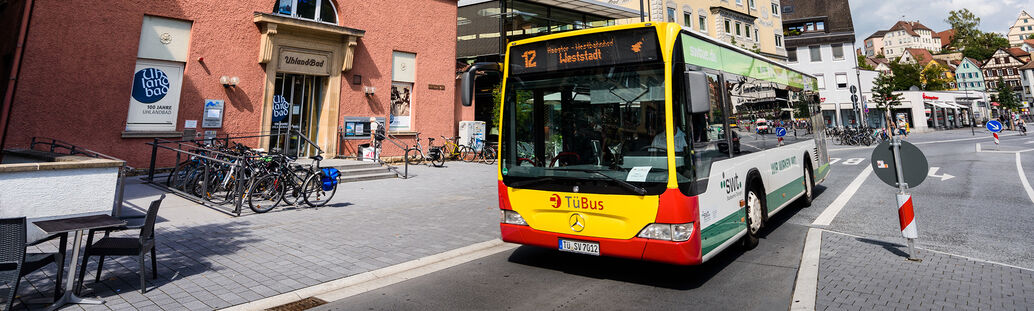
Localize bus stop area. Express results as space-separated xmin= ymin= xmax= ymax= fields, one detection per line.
xmin=5 ymin=161 xmax=500 ymax=310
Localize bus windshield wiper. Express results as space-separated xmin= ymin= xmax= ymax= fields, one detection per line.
xmin=552 ymin=168 xmax=647 ymax=195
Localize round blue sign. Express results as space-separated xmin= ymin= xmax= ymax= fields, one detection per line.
xmin=775 ymin=127 xmax=787 ymax=137
xmin=271 ymin=95 xmax=290 ymax=123
xmin=986 ymin=120 xmax=1004 ymax=133
xmin=131 ymin=68 xmax=169 ymax=103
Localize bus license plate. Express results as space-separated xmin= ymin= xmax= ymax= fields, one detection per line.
xmin=559 ymin=239 xmax=600 ymax=256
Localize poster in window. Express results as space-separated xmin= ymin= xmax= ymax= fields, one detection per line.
xmin=390 ymin=82 xmax=413 ymax=131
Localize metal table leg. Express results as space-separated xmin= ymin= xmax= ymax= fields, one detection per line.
xmin=46 ymin=229 xmax=104 ymax=311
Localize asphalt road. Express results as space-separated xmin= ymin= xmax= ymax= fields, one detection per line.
xmin=314 ymin=129 xmax=1034 ymax=310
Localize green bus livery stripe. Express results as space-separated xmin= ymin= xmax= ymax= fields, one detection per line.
xmin=700 ymin=211 xmax=744 ymax=255
xmin=766 ymin=176 xmax=806 ymax=212
xmin=816 ymin=163 xmax=830 ymax=181
xmin=680 ymin=34 xmax=810 ymax=89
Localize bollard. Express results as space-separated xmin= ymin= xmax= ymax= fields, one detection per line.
xmin=993 ymin=132 xmax=1000 ymax=151
xmin=891 ymin=137 xmax=921 ymax=261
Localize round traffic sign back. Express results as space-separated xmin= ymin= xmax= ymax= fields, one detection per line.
xmin=870 ymin=140 xmax=929 ymax=189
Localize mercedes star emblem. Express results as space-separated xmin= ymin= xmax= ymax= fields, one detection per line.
xmin=569 ymin=213 xmax=585 ymax=232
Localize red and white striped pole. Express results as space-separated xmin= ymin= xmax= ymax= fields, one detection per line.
xmin=897 ymin=193 xmax=917 ymax=239
xmin=993 ymin=132 xmax=1000 ymax=151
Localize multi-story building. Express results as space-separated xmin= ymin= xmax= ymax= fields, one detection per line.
xmin=1007 ymin=11 xmax=1034 ymax=46
xmin=933 ymin=29 xmax=954 ymax=51
xmin=880 ymin=21 xmax=940 ymax=59
xmin=955 ymin=57 xmax=987 ymax=92
xmin=614 ymin=0 xmax=787 ymax=61
xmin=780 ymin=0 xmax=865 ymax=127
xmin=863 ymin=30 xmax=887 ymax=56
xmin=982 ymin=48 xmax=1029 ymax=94
xmin=1018 ymin=61 xmax=1034 ymax=103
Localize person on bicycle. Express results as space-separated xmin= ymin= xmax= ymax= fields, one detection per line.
xmin=1019 ymin=118 xmax=1028 ymax=136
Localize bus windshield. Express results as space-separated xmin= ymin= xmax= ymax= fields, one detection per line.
xmin=500 ymin=62 xmax=668 ymax=195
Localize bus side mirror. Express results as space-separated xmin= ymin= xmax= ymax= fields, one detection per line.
xmin=460 ymin=62 xmax=500 ymax=107
xmin=686 ymin=71 xmax=711 ymax=114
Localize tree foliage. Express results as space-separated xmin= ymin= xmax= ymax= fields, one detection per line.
xmin=961 ymin=32 xmax=1010 ymax=60
xmin=870 ymin=73 xmax=903 ymax=130
xmin=920 ymin=64 xmax=950 ymax=91
xmin=857 ymin=54 xmax=874 ymax=70
xmin=945 ymin=9 xmax=980 ymax=51
xmin=888 ymin=59 xmax=923 ymax=90
xmin=995 ymin=77 xmax=1022 ymax=111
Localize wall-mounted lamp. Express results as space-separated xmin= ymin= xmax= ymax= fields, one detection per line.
xmin=363 ymin=86 xmax=376 ymax=96
xmin=220 ymin=75 xmax=239 ymax=88
xmin=352 ymin=74 xmax=362 ymax=85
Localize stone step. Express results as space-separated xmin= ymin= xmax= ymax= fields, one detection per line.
xmin=339 ymin=171 xmax=398 ymax=183
xmin=328 ymin=161 xmax=382 ymax=170
xmin=336 ymin=166 xmax=390 ymax=176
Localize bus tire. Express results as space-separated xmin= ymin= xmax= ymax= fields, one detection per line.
xmin=800 ymin=158 xmax=814 ymax=208
xmin=742 ymin=178 xmax=765 ymax=250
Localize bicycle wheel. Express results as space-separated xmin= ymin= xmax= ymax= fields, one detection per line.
xmin=167 ymin=161 xmax=192 ymax=189
xmin=430 ymin=150 xmax=446 ymax=167
xmin=460 ymin=146 xmax=476 ymax=162
xmin=302 ymin=172 xmax=337 ymax=207
xmin=281 ymin=167 xmax=311 ymax=206
xmin=406 ymin=148 xmax=425 ymax=165
xmin=482 ymin=146 xmax=497 ymax=165
xmin=247 ymin=175 xmax=283 ymax=213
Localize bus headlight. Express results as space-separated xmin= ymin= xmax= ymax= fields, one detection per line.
xmin=501 ymin=210 xmax=528 ymax=225
xmin=638 ymin=223 xmax=694 ymax=242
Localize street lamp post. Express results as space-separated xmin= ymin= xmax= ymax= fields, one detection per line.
xmin=962 ymin=75 xmax=975 ymax=136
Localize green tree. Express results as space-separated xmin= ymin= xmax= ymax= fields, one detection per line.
xmin=1028 ymin=34 xmax=1034 ymax=40
xmin=857 ymin=55 xmax=874 ymax=70
xmin=995 ymin=77 xmax=1022 ymax=112
xmin=962 ymin=32 xmax=1010 ymax=60
xmin=871 ymin=73 xmax=903 ymax=131
xmin=945 ymin=9 xmax=981 ymax=51
xmin=888 ymin=59 xmax=923 ymax=90
xmin=920 ymin=64 xmax=950 ymax=90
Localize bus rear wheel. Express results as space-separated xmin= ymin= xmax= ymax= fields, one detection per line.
xmin=742 ymin=182 xmax=765 ymax=250
xmin=799 ymin=163 xmax=814 ymax=207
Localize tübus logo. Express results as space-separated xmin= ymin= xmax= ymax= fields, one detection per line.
xmin=550 ymin=193 xmax=604 ymax=210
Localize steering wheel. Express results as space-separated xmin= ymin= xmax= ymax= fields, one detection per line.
xmin=549 ymin=152 xmax=581 ymax=167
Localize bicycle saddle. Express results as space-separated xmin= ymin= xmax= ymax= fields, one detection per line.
xmin=310 ymin=155 xmax=324 ymax=161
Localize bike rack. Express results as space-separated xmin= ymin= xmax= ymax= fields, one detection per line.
xmin=29 ymin=137 xmax=133 ymax=219
xmin=143 ymin=130 xmax=322 ymax=217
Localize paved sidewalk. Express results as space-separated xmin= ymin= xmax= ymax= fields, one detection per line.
xmin=5 ymin=161 xmax=501 ymax=310
xmin=817 ymin=231 xmax=1034 ymax=310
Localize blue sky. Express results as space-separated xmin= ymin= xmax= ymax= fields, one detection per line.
xmin=849 ymin=0 xmax=1034 ymax=48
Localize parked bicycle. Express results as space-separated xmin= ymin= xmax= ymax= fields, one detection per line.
xmin=460 ymin=137 xmax=497 ymax=164
xmin=404 ymin=133 xmax=446 ymax=167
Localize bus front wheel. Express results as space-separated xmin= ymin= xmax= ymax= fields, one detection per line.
xmin=742 ymin=181 xmax=766 ymax=250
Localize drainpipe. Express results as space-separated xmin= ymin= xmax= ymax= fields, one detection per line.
xmin=0 ymin=0 xmax=35 ymax=161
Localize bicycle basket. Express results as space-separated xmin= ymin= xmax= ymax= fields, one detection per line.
xmin=321 ymin=168 xmax=340 ymax=191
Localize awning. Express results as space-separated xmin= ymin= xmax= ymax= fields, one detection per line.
xmin=926 ymin=101 xmax=950 ymax=108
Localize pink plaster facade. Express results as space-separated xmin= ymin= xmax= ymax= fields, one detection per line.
xmin=2 ymin=0 xmax=458 ymax=167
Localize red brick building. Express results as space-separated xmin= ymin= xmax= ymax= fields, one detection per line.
xmin=1 ymin=0 xmax=464 ymax=167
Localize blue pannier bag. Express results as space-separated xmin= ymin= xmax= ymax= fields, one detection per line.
xmin=321 ymin=168 xmax=339 ymax=191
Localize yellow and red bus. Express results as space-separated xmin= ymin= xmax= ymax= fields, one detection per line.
xmin=463 ymin=22 xmax=829 ymax=265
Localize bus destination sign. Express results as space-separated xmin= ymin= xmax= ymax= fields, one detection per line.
xmin=509 ymin=28 xmax=660 ymax=75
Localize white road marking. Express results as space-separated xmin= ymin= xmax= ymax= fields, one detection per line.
xmin=813 ymin=166 xmax=873 ymax=226
xmin=842 ymin=158 xmax=865 ymax=165
xmin=790 ymin=228 xmax=822 ymax=311
xmin=1017 ymin=153 xmax=1034 ymax=205
xmin=220 ymin=240 xmax=516 ymax=311
xmin=927 ymin=167 xmax=955 ymax=181
xmin=828 ymin=158 xmax=841 ymax=164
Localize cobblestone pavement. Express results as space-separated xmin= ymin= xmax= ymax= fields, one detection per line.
xmin=4 ymin=161 xmax=501 ymax=310
xmin=817 ymin=231 xmax=1034 ymax=311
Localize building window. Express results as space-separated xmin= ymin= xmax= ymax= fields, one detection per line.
xmin=772 ymin=2 xmax=779 ymax=15
xmin=725 ymin=19 xmax=731 ymax=33
xmin=667 ymin=7 xmax=677 ymax=23
xmin=390 ymin=51 xmax=416 ymax=131
xmin=275 ymin=0 xmax=338 ymax=24
xmin=809 ymin=45 xmax=821 ymax=62
xmin=699 ymin=16 xmax=707 ymax=32
xmin=745 ymin=25 xmax=751 ymax=38
xmin=749 ymin=0 xmax=755 ymax=9
xmin=815 ymin=74 xmax=825 ymax=89
xmin=788 ymin=47 xmax=797 ymax=62
xmin=736 ymin=0 xmax=742 ymax=5
xmin=684 ymin=12 xmax=692 ymax=27
xmin=754 ymin=29 xmax=759 ymax=41
xmin=775 ymin=34 xmax=782 ymax=47
xmin=735 ymin=22 xmax=742 ymax=36
xmin=835 ymin=73 xmax=848 ymax=89
xmin=831 ymin=44 xmax=844 ymax=60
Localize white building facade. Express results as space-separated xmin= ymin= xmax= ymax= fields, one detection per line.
xmin=1008 ymin=11 xmax=1034 ymax=46
xmin=861 ymin=90 xmax=990 ymax=133
xmin=880 ymin=21 xmax=940 ymax=59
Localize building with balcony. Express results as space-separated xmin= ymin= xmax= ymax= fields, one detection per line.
xmin=613 ymin=0 xmax=787 ymax=62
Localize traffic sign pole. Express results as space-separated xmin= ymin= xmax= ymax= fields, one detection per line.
xmin=891 ymin=136 xmax=921 ymax=261
xmin=994 ymin=132 xmax=1000 ymax=150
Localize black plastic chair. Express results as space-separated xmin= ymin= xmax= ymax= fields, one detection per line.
xmin=76 ymin=194 xmax=164 ymax=294
xmin=1 ymin=217 xmax=67 ymax=310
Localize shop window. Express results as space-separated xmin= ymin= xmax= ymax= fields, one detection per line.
xmin=390 ymin=51 xmax=416 ymax=132
xmin=275 ymin=0 xmax=338 ymax=24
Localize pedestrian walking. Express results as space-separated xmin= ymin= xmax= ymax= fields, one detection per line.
xmin=898 ymin=120 xmax=909 ymax=138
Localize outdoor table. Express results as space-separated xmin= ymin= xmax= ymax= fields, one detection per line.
xmin=33 ymin=214 xmax=125 ymax=311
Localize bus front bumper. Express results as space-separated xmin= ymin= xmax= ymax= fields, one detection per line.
xmin=500 ymin=223 xmax=703 ymax=265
